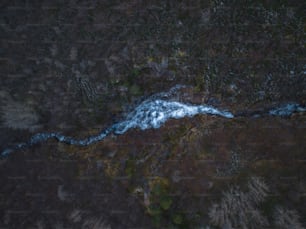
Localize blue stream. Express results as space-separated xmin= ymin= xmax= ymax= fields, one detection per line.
xmin=1 ymin=86 xmax=305 ymax=157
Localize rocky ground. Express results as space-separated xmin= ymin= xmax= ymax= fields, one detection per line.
xmin=0 ymin=0 xmax=305 ymax=228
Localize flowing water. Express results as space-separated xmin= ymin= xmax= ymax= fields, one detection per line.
xmin=1 ymin=85 xmax=305 ymax=157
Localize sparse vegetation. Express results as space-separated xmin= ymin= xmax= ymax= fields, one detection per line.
xmin=1 ymin=100 xmax=41 ymax=131
xmin=273 ymin=207 xmax=305 ymax=229
xmin=69 ymin=209 xmax=112 ymax=229
xmin=208 ymin=176 xmax=305 ymax=229
xmin=208 ymin=176 xmax=269 ymax=228
xmin=82 ymin=216 xmax=112 ymax=229
xmin=216 ymin=151 xmax=244 ymax=177
xmin=0 ymin=0 xmax=305 ymax=228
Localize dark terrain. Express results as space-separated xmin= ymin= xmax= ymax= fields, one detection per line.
xmin=0 ymin=0 xmax=305 ymax=228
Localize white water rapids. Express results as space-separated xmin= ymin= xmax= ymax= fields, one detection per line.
xmin=1 ymin=85 xmax=305 ymax=157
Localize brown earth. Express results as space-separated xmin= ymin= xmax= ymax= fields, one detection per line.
xmin=0 ymin=0 xmax=306 ymax=228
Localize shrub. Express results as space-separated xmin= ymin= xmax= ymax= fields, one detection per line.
xmin=273 ymin=207 xmax=305 ymax=229
xmin=208 ymin=176 xmax=269 ymax=229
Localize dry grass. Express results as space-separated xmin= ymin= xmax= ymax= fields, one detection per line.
xmin=82 ymin=216 xmax=111 ymax=229
xmin=208 ymin=176 xmax=305 ymax=228
xmin=208 ymin=176 xmax=269 ymax=229
xmin=273 ymin=207 xmax=305 ymax=229
xmin=69 ymin=209 xmax=112 ymax=229
xmin=1 ymin=100 xmax=41 ymax=131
